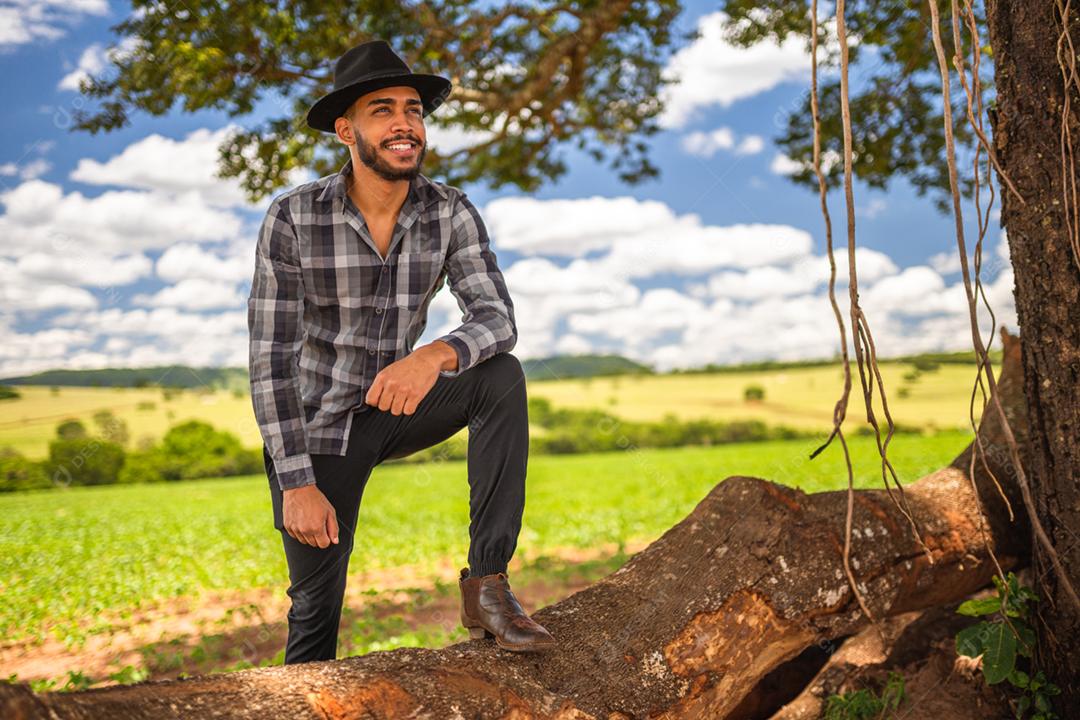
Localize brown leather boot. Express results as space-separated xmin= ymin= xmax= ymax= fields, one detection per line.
xmin=458 ymin=567 xmax=556 ymax=652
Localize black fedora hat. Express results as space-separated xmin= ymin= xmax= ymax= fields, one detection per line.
xmin=306 ymin=40 xmax=452 ymax=134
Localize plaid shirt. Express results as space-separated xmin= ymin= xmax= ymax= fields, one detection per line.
xmin=248 ymin=157 xmax=517 ymax=490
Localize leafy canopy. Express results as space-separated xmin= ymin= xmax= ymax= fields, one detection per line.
xmin=72 ymin=0 xmax=686 ymax=203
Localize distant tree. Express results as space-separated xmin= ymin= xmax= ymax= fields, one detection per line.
xmin=92 ymin=409 xmax=130 ymax=446
xmin=0 ymin=448 xmax=50 ymax=492
xmin=46 ymin=438 xmax=125 ymax=486
xmin=743 ymin=384 xmax=766 ymax=402
xmin=56 ymin=419 xmax=88 ymax=440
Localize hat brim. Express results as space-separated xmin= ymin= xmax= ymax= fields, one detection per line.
xmin=306 ymin=73 xmax=452 ymax=134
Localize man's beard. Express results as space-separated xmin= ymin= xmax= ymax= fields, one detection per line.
xmin=355 ymin=128 xmax=427 ymax=182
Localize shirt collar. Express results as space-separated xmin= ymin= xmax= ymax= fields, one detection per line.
xmin=316 ymin=156 xmax=448 ymax=206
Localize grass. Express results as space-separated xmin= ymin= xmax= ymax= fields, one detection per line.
xmin=0 ymin=360 xmax=984 ymax=458
xmin=0 ymin=429 xmax=972 ymax=649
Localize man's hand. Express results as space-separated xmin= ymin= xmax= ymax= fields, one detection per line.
xmin=364 ymin=345 xmax=449 ymax=415
xmin=282 ymin=485 xmax=339 ymax=548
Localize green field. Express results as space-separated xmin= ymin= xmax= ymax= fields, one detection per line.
xmin=0 ymin=429 xmax=972 ymax=649
xmin=0 ymin=361 xmax=985 ymax=458
xmin=0 ymin=385 xmax=260 ymax=459
xmin=529 ymin=361 xmax=985 ymax=429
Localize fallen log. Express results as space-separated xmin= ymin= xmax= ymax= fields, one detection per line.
xmin=1 ymin=329 xmax=1031 ymax=720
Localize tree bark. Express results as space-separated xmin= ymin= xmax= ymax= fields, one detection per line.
xmin=986 ymin=1 xmax=1080 ymax=711
xmin=0 ymin=330 xmax=1032 ymax=719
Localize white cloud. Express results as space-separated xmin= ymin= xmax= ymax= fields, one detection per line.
xmin=0 ymin=179 xmax=244 ymax=256
xmin=15 ymin=251 xmax=152 ymax=287
xmin=553 ymin=333 xmax=593 ymax=355
xmin=484 ymin=195 xmax=811 ymax=274
xmin=42 ymin=306 xmax=250 ymax=369
xmin=58 ymin=37 xmax=143 ymax=91
xmin=736 ymin=135 xmax=766 ymax=155
xmin=858 ymin=197 xmax=887 ymax=219
xmin=69 ymin=125 xmax=314 ymax=209
xmin=155 ymin=243 xmax=251 ymax=284
xmin=682 ymin=127 xmax=735 ymax=156
xmin=0 ymin=0 xmax=109 ymax=51
xmin=770 ymin=153 xmax=803 ymax=175
xmin=0 ymin=158 xmax=51 ymax=181
xmin=0 ymin=259 xmax=98 ymax=312
xmin=659 ymin=11 xmax=812 ymax=128
xmin=929 ymin=250 xmax=962 ymax=274
xmin=459 ymin=192 xmax=1017 ymax=371
xmin=424 ymin=120 xmax=494 ymax=156
xmin=928 ymin=230 xmax=1012 ymax=278
xmin=680 ymin=127 xmax=766 ymax=158
xmin=771 ymin=150 xmax=842 ymax=176
xmin=567 ymin=287 xmax=708 ymax=350
xmin=0 ymin=327 xmax=96 ymax=371
xmin=58 ymin=42 xmax=106 ymax=91
xmin=0 ymin=305 xmax=250 ymax=378
xmin=133 ymin=278 xmax=247 ymax=311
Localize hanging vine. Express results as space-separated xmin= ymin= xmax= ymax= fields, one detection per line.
xmin=926 ymin=0 xmax=1080 ymax=612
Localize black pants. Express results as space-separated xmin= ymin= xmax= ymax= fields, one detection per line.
xmin=263 ymin=351 xmax=529 ymax=664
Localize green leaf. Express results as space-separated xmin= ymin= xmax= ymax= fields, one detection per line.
xmin=992 ymin=574 xmax=1007 ymax=593
xmin=1014 ymin=622 xmax=1036 ymax=658
xmin=956 ymin=623 xmax=988 ymax=657
xmin=957 ymin=598 xmax=1002 ymax=617
xmin=1008 ymin=668 xmax=1029 ymax=688
xmin=981 ymin=623 xmax=1017 ymax=685
xmin=1016 ymin=694 xmax=1031 ymax=717
xmin=1035 ymin=693 xmax=1051 ymax=712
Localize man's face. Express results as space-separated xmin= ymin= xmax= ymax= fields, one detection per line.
xmin=344 ymin=85 xmax=427 ymax=182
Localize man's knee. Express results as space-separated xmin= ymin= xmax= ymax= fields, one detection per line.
xmin=286 ymin=580 xmax=345 ymax=625
xmin=478 ymin=352 xmax=525 ymax=389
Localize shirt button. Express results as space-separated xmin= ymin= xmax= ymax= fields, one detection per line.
xmin=368 ymin=349 xmax=375 ymax=355
xmin=381 ymin=266 xmax=388 ymax=273
xmin=375 ymin=307 xmax=382 ymax=314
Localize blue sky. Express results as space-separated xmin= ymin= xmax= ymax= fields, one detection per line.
xmin=0 ymin=0 xmax=1015 ymax=378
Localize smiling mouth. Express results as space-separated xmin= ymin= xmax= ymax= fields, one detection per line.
xmin=384 ymin=140 xmax=419 ymax=157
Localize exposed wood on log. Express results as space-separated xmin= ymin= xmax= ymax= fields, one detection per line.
xmin=0 ymin=330 xmax=1031 ymax=720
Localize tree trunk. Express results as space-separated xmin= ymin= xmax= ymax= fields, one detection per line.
xmin=986 ymin=1 xmax=1080 ymax=711
xmin=0 ymin=330 xmax=1032 ymax=719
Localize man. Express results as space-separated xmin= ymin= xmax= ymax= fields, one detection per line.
xmin=247 ymin=39 xmax=556 ymax=663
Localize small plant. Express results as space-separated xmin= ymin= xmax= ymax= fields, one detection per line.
xmin=744 ymin=384 xmax=766 ymax=402
xmin=823 ymin=670 xmax=906 ymax=719
xmin=108 ymin=665 xmax=149 ymax=685
xmin=955 ymin=572 xmax=1061 ymax=719
xmin=59 ymin=669 xmax=93 ymax=692
xmin=29 ymin=677 xmax=57 ymax=693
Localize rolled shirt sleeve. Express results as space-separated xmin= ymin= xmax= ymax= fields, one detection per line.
xmin=434 ymin=192 xmax=518 ymax=377
xmin=247 ymin=197 xmax=317 ymax=491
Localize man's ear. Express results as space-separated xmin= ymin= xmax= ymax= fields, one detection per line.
xmin=334 ymin=117 xmax=353 ymax=146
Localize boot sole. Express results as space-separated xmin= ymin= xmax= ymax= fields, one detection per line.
xmin=467 ymin=625 xmax=556 ymax=652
